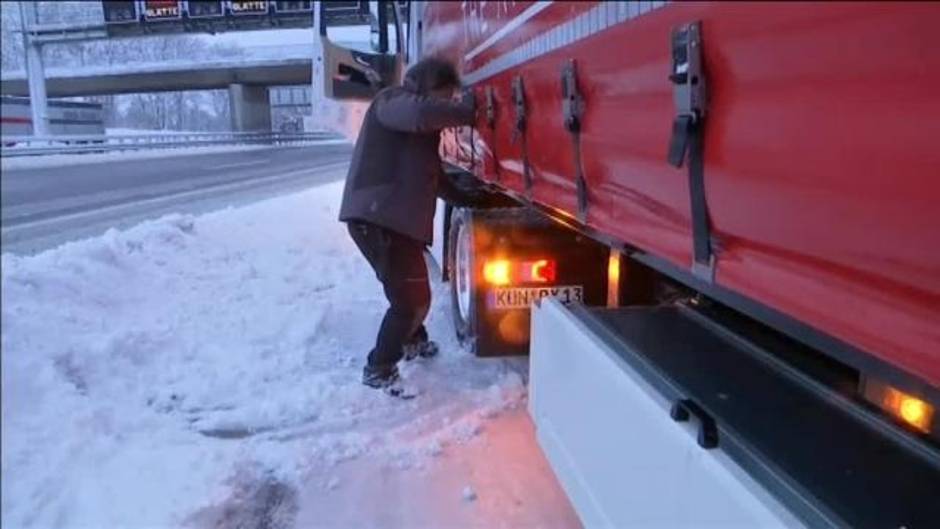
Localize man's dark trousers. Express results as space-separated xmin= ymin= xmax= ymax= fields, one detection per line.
xmin=347 ymin=221 xmax=431 ymax=370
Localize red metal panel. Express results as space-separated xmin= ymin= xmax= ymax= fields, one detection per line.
xmin=699 ymin=2 xmax=940 ymax=386
xmin=427 ymin=1 xmax=940 ymax=388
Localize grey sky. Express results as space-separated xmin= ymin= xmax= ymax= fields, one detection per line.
xmin=200 ymin=28 xmax=313 ymax=47
xmin=200 ymin=26 xmax=373 ymax=49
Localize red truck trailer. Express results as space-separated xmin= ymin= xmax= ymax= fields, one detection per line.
xmin=316 ymin=2 xmax=939 ymax=527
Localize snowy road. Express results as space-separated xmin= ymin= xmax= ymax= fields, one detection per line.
xmin=1 ymin=178 xmax=580 ymax=528
xmin=1 ymin=142 xmax=353 ymax=255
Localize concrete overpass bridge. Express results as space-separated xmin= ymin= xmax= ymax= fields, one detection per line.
xmin=7 ymin=1 xmax=374 ymax=135
xmin=1 ymin=55 xmax=313 ymax=132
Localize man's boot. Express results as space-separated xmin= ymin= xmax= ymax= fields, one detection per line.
xmin=403 ymin=326 xmax=439 ymax=361
xmin=403 ymin=339 xmax=439 ymax=361
xmin=362 ymin=364 xmax=400 ymax=387
xmin=362 ymin=364 xmax=417 ymax=399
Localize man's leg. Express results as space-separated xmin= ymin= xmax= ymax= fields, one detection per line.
xmin=370 ymin=231 xmax=431 ymax=369
xmin=347 ymin=222 xmax=400 ymax=382
xmin=346 ymin=222 xmax=430 ymax=378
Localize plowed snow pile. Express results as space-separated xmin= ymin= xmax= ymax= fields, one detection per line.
xmin=1 ymin=181 xmax=577 ymax=528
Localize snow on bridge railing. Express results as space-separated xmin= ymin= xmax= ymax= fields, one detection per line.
xmin=0 ymin=131 xmax=343 ymax=157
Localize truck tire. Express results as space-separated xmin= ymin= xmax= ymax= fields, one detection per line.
xmin=447 ymin=205 xmax=610 ymax=356
xmin=446 ymin=206 xmax=567 ymax=355
xmin=448 ymin=207 xmax=478 ymax=348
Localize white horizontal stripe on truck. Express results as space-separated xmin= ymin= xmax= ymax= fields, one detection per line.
xmin=464 ymin=1 xmax=554 ymax=62
xmin=463 ymin=1 xmax=668 ymax=85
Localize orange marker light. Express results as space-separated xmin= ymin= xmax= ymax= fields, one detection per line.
xmin=900 ymin=398 xmax=929 ymax=427
xmin=484 ymin=260 xmax=512 ymax=286
xmin=883 ymin=388 xmax=934 ymax=433
xmin=864 ymin=379 xmax=935 ymax=434
xmin=607 ymin=251 xmax=621 ymax=308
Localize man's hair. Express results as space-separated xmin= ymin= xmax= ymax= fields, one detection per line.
xmin=404 ymin=57 xmax=461 ymax=94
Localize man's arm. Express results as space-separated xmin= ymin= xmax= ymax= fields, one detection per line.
xmin=376 ymin=89 xmax=476 ymax=133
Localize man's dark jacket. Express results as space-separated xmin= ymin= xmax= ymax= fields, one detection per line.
xmin=338 ymin=80 xmax=475 ymax=244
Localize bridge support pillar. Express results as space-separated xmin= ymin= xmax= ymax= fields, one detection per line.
xmin=19 ymin=1 xmax=49 ymax=136
xmin=228 ymin=84 xmax=272 ymax=132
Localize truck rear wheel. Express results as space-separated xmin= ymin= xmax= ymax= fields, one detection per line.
xmin=445 ymin=205 xmax=611 ymax=356
xmin=448 ymin=207 xmax=479 ymax=349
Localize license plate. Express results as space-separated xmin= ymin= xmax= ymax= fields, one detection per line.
xmin=489 ymin=285 xmax=584 ymax=309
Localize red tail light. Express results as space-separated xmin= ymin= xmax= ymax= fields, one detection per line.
xmin=526 ymin=259 xmax=556 ymax=283
xmin=484 ymin=259 xmax=557 ymax=285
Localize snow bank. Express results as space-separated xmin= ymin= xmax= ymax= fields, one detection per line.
xmin=1 ymin=140 xmax=350 ymax=171
xmin=1 ymin=181 xmax=527 ymax=528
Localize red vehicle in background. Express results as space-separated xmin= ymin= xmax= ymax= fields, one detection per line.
xmin=317 ymin=2 xmax=939 ymax=527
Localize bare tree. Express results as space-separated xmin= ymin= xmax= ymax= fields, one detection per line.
xmin=0 ymin=1 xmax=24 ymax=73
xmin=208 ymin=89 xmax=231 ymax=131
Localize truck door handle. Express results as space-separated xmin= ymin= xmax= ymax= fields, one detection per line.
xmin=670 ymin=398 xmax=719 ymax=449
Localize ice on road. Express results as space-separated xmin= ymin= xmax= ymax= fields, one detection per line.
xmin=1 ymin=181 xmax=579 ymax=528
